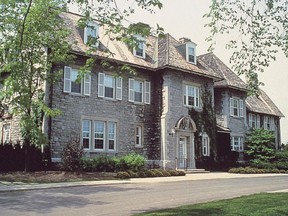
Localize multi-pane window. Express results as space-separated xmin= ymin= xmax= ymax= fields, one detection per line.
xmin=98 ymin=73 xmax=122 ymax=100
xmin=186 ymin=43 xmax=196 ymax=64
xmin=183 ymin=84 xmax=200 ymax=108
xmin=202 ymin=134 xmax=210 ymax=156
xmin=231 ymin=136 xmax=244 ymax=152
xmin=264 ymin=116 xmax=275 ymax=131
xmin=82 ymin=120 xmax=90 ymax=149
xmin=2 ymin=124 xmax=10 ymax=144
xmin=84 ymin=21 xmax=99 ymax=47
xmin=135 ymin=126 xmax=142 ymax=147
xmin=129 ymin=79 xmax=151 ymax=104
xmin=82 ymin=119 xmax=117 ymax=152
xmin=230 ymin=98 xmax=244 ymax=117
xmin=63 ymin=66 xmax=91 ymax=96
xmin=133 ymin=35 xmax=146 ymax=58
xmin=248 ymin=113 xmax=260 ymax=128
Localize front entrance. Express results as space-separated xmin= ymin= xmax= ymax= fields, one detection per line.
xmin=178 ymin=137 xmax=187 ymax=169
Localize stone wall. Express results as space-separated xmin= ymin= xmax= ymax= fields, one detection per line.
xmin=49 ymin=60 xmax=162 ymax=161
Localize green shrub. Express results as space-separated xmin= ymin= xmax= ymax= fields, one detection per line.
xmin=274 ymin=151 xmax=288 ymax=162
xmin=151 ymin=169 xmax=164 ymax=177
xmin=228 ymin=166 xmax=282 ymax=174
xmin=80 ymin=158 xmax=94 ymax=172
xmin=161 ymin=170 xmax=171 ymax=177
xmin=117 ymin=153 xmax=145 ymax=171
xmin=60 ymin=139 xmax=83 ymax=171
xmin=116 ymin=171 xmax=130 ymax=179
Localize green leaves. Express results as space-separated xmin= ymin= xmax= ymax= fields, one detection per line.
xmin=205 ymin=0 xmax=288 ymax=95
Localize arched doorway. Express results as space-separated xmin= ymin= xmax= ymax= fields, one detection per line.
xmin=175 ymin=116 xmax=197 ymax=170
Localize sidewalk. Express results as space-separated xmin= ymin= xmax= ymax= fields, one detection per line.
xmin=1 ymin=172 xmax=288 ymax=193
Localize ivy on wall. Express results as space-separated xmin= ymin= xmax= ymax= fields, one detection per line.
xmin=189 ymin=83 xmax=217 ymax=161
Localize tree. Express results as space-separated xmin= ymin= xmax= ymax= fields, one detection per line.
xmin=0 ymin=0 xmax=163 ymax=171
xmin=245 ymin=128 xmax=276 ymax=163
xmin=205 ymin=0 xmax=288 ymax=95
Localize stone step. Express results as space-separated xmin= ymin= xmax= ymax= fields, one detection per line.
xmin=182 ymin=169 xmax=210 ymax=174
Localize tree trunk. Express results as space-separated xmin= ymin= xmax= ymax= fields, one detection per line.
xmin=24 ymin=138 xmax=31 ymax=172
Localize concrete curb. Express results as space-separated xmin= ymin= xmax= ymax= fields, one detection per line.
xmin=1 ymin=172 xmax=288 ymax=193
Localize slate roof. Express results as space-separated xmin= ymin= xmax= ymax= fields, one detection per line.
xmin=246 ymin=89 xmax=284 ymax=117
xmin=60 ymin=12 xmax=222 ymax=80
xmin=198 ymin=53 xmax=247 ymax=91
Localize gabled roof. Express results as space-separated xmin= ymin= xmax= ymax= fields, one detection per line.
xmin=246 ymin=89 xmax=284 ymax=117
xmin=198 ymin=53 xmax=247 ymax=91
xmin=61 ymin=12 xmax=222 ymax=80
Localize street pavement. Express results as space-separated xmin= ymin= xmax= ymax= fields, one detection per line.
xmin=1 ymin=172 xmax=288 ymax=192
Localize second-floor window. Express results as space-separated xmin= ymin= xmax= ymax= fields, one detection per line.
xmin=98 ymin=73 xmax=122 ymax=100
xmin=63 ymin=66 xmax=91 ymax=96
xmin=2 ymin=124 xmax=10 ymax=144
xmin=231 ymin=136 xmax=244 ymax=152
xmin=248 ymin=113 xmax=260 ymax=128
xmin=186 ymin=43 xmax=197 ymax=64
xmin=133 ymin=35 xmax=146 ymax=59
xmin=264 ymin=116 xmax=275 ymax=131
xmin=183 ymin=84 xmax=200 ymax=108
xmin=230 ymin=98 xmax=244 ymax=117
xmin=129 ymin=79 xmax=150 ymax=104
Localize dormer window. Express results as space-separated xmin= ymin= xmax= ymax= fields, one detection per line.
xmin=84 ymin=21 xmax=99 ymax=47
xmin=186 ymin=43 xmax=196 ymax=64
xmin=133 ymin=35 xmax=146 ymax=59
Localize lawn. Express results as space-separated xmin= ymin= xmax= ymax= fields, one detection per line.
xmin=136 ymin=193 xmax=288 ymax=216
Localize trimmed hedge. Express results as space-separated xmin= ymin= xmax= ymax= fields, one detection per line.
xmin=228 ymin=166 xmax=288 ymax=174
xmin=116 ymin=169 xmax=186 ymax=179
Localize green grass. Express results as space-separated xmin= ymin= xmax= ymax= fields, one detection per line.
xmin=136 ymin=193 xmax=288 ymax=216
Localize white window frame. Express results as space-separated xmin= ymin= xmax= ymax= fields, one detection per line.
xmin=248 ymin=113 xmax=260 ymax=128
xmin=231 ymin=136 xmax=244 ymax=152
xmin=186 ymin=43 xmax=196 ymax=64
xmin=129 ymin=78 xmax=150 ymax=104
xmin=84 ymin=21 xmax=99 ymax=47
xmin=202 ymin=133 xmax=210 ymax=156
xmin=98 ymin=72 xmax=122 ymax=100
xmin=135 ymin=125 xmax=143 ymax=147
xmin=230 ymin=97 xmax=244 ymax=117
xmin=183 ymin=84 xmax=200 ymax=108
xmin=2 ymin=124 xmax=10 ymax=144
xmin=63 ymin=66 xmax=91 ymax=96
xmin=81 ymin=118 xmax=117 ymax=152
xmin=264 ymin=116 xmax=275 ymax=131
xmin=133 ymin=35 xmax=146 ymax=59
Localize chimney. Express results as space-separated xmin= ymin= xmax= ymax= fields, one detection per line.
xmin=179 ymin=37 xmax=192 ymax=44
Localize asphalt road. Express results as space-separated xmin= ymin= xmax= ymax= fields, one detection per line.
xmin=0 ymin=175 xmax=288 ymax=216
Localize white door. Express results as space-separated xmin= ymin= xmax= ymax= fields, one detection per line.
xmin=179 ymin=137 xmax=187 ymax=169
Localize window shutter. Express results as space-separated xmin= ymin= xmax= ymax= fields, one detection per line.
xmin=116 ymin=77 xmax=122 ymax=100
xmin=83 ymin=73 xmax=91 ymax=96
xmin=129 ymin=79 xmax=134 ymax=102
xmin=84 ymin=26 xmax=88 ymax=44
xmin=144 ymin=81 xmax=151 ymax=104
xmin=264 ymin=116 xmax=268 ymax=130
xmin=195 ymin=87 xmax=200 ymax=107
xmin=248 ymin=113 xmax=252 ymax=127
xmin=98 ymin=73 xmax=105 ymax=98
xmin=239 ymin=99 xmax=244 ymax=117
xmin=230 ymin=98 xmax=234 ymax=116
xmin=64 ymin=66 xmax=71 ymax=93
xmin=271 ymin=117 xmax=275 ymax=131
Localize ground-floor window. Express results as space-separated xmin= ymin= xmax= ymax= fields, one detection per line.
xmin=202 ymin=133 xmax=210 ymax=156
xmin=2 ymin=124 xmax=10 ymax=144
xmin=82 ymin=119 xmax=117 ymax=152
xmin=231 ymin=136 xmax=244 ymax=152
xmin=135 ymin=125 xmax=143 ymax=147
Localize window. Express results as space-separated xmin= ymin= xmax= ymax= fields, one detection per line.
xmin=135 ymin=126 xmax=142 ymax=147
xmin=264 ymin=116 xmax=275 ymax=131
xmin=186 ymin=43 xmax=196 ymax=64
xmin=133 ymin=35 xmax=146 ymax=58
xmin=63 ymin=66 xmax=91 ymax=96
xmin=129 ymin=79 xmax=150 ymax=104
xmin=248 ymin=113 xmax=260 ymax=128
xmin=230 ymin=98 xmax=244 ymax=117
xmin=2 ymin=124 xmax=10 ymax=144
xmin=84 ymin=21 xmax=99 ymax=47
xmin=202 ymin=133 xmax=210 ymax=156
xmin=82 ymin=120 xmax=91 ymax=149
xmin=183 ymin=84 xmax=200 ymax=108
xmin=98 ymin=73 xmax=122 ymax=100
xmin=231 ymin=136 xmax=244 ymax=152
xmin=82 ymin=119 xmax=117 ymax=152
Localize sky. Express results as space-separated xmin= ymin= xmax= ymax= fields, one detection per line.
xmin=71 ymin=0 xmax=288 ymax=143
xmin=125 ymin=0 xmax=288 ymax=144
